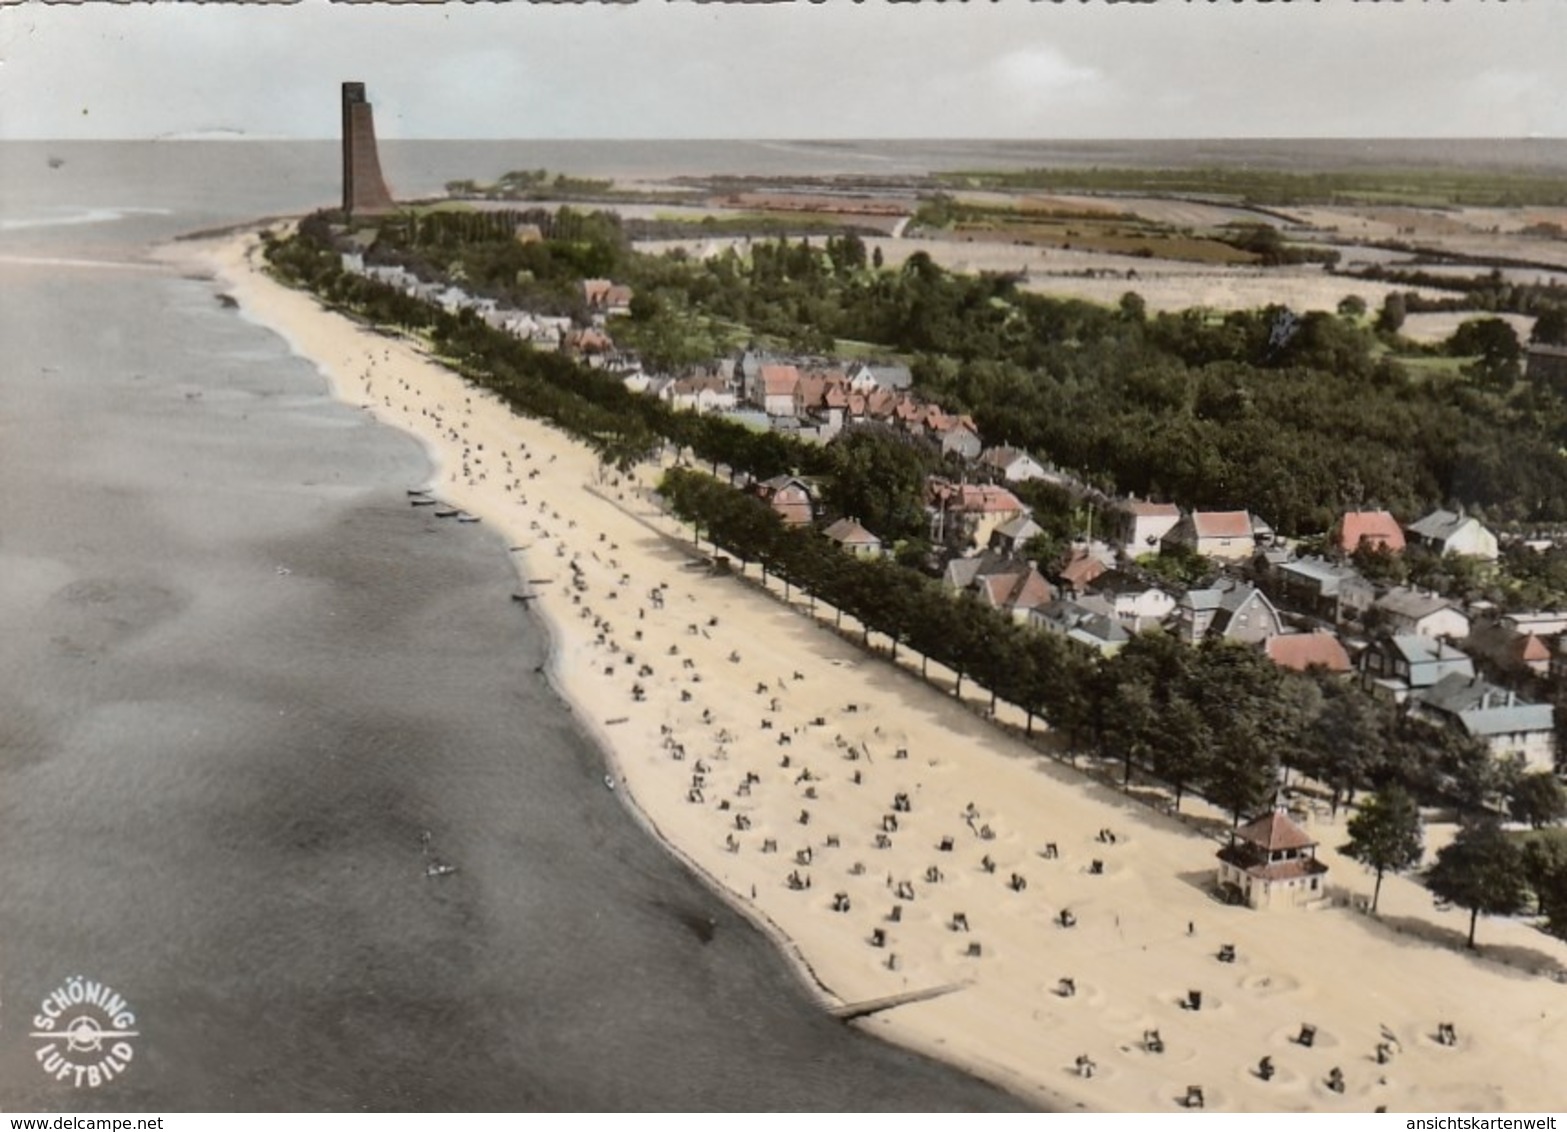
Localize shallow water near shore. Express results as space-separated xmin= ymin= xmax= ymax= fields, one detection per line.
xmin=0 ymin=145 xmax=1038 ymax=1110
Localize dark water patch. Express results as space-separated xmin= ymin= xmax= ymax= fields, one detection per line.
xmin=0 ymin=156 xmax=1031 ymax=1112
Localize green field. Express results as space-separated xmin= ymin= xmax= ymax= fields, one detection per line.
xmin=936 ymin=166 xmax=1567 ymax=209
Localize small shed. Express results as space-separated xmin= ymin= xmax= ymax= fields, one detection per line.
xmin=1216 ymin=809 xmax=1328 ymax=910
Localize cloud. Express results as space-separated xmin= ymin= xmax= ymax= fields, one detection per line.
xmin=993 ymin=46 xmax=1103 ymax=101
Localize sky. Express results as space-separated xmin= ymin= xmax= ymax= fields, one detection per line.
xmin=2 ymin=0 xmax=1566 ymax=141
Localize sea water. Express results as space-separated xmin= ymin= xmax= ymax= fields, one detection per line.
xmin=0 ymin=141 xmax=1037 ymax=1111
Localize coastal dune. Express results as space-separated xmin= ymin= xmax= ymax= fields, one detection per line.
xmin=186 ymin=230 xmax=1567 ymax=1113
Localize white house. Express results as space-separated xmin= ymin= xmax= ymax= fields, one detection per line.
xmin=1085 ymin=570 xmax=1176 ymax=629
xmin=760 ymin=364 xmax=802 ymax=417
xmin=1113 ymin=499 xmax=1183 ymax=555
xmin=1406 ymin=509 xmax=1500 ymax=561
xmin=822 ymin=517 xmax=883 ymax=558
xmin=1215 ymin=810 xmax=1329 ymax=911
xmin=662 ymin=375 xmax=736 ymax=414
xmin=1374 ymin=587 xmax=1471 ymax=640
xmin=978 ymin=446 xmax=1049 ymax=483
xmin=1162 ymin=510 xmax=1259 ymax=562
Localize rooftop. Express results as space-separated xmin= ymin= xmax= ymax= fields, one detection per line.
xmin=1192 ymin=511 xmax=1254 ymax=540
xmin=1235 ymin=809 xmax=1317 ymax=853
xmin=1264 ymin=632 xmax=1352 ymax=674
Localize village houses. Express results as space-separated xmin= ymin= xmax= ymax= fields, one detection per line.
xmin=1408 ymin=674 xmax=1556 ymax=774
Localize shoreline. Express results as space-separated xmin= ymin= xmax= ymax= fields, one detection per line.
xmin=169 ymin=226 xmax=1567 ymax=1113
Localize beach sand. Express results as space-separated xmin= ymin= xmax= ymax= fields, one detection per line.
xmin=178 ymin=230 xmax=1567 ymax=1112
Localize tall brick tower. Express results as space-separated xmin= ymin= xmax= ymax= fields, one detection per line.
xmin=341 ymin=82 xmax=395 ymax=219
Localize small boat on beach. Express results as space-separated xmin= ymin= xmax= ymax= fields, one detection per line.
xmin=425 ymin=861 xmax=458 ymax=879
xmin=410 ymin=498 xmax=437 ymax=507
xmin=434 ymin=508 xmax=459 ymax=518
xmin=406 ymin=488 xmax=432 ymax=496
xmin=604 ymin=774 xmax=617 ymax=791
xmin=457 ymin=512 xmax=480 ymax=523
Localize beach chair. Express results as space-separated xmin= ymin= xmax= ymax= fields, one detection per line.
xmin=1184 ymin=1086 xmax=1204 ymax=1109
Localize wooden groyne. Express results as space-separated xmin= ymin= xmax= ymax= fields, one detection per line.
xmin=830 ymin=981 xmax=968 ymax=1022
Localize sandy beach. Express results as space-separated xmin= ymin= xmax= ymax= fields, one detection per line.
xmin=179 ymin=229 xmax=1567 ymax=1113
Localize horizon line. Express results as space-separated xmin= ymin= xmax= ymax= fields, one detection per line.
xmin=7 ymin=134 xmax=1566 ymax=145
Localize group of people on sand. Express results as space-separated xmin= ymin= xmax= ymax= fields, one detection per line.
xmin=386 ymin=370 xmax=1476 ymax=1114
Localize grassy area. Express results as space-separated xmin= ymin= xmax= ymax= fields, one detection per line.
xmin=916 ymin=198 xmax=1269 ymax=265
xmin=1510 ymin=826 xmax=1567 ymax=851
xmin=1393 ymin=353 xmax=1472 ymax=382
xmin=936 ymin=166 xmax=1567 ymax=209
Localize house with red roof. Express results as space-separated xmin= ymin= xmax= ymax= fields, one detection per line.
xmin=759 ymin=364 xmax=802 ymax=417
xmin=944 ymin=551 xmax=1057 ymax=622
xmin=561 ymin=327 xmax=614 ymax=361
xmin=1161 ymin=510 xmax=1260 ymax=562
xmin=580 ymin=278 xmax=633 ymax=316
xmin=928 ymin=479 xmax=1028 ymax=550
xmin=1216 ymin=809 xmax=1329 ymax=910
xmin=1336 ymin=510 xmax=1406 ymax=556
xmin=1263 ymin=632 xmax=1352 ymax=675
xmin=1055 ymin=546 xmax=1112 ymax=596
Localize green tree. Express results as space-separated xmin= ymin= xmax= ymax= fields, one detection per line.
xmin=1530 ymin=307 xmax=1567 ymax=346
xmin=1118 ymin=291 xmax=1147 ymax=324
xmin=1154 ymin=698 xmax=1210 ymax=812
xmin=1337 ymin=294 xmax=1368 ymax=320
xmin=1425 ymin=820 xmax=1530 ymax=949
xmin=1341 ymin=786 xmax=1424 ymax=914
xmin=1523 ymin=837 xmax=1567 ymax=941
xmin=1449 ymin=317 xmax=1522 ymax=390
xmin=1376 ymin=291 xmax=1408 ymax=335
xmin=1302 ymin=682 xmax=1389 ymax=816
xmin=1509 ymin=772 xmax=1567 ymax=829
xmin=820 ymin=427 xmax=936 ymax=544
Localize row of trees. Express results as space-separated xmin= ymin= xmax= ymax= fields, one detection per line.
xmin=659 ymin=465 xmax=1097 ymax=733
xmin=659 ymin=465 xmax=1551 ymax=826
